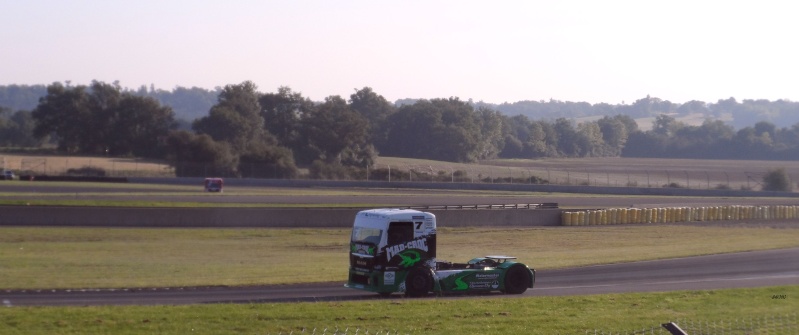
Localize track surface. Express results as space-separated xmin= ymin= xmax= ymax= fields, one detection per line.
xmin=3 ymin=182 xmax=799 ymax=208
xmin=3 ymin=247 xmax=797 ymax=306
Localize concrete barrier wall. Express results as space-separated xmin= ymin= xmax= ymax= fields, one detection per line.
xmin=0 ymin=206 xmax=563 ymax=228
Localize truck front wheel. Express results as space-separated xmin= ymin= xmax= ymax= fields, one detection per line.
xmin=405 ymin=268 xmax=432 ymax=297
xmin=504 ymin=265 xmax=531 ymax=294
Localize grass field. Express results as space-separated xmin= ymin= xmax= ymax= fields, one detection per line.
xmin=2 ymin=225 xmax=798 ymax=289
xmin=1 ymin=286 xmax=796 ymax=334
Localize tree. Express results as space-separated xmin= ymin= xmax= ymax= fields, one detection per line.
xmin=300 ymin=95 xmax=371 ymax=166
xmin=164 ymin=130 xmax=238 ymax=177
xmin=553 ymin=118 xmax=580 ymax=156
xmin=238 ymin=140 xmax=299 ymax=179
xmin=381 ymin=98 xmax=481 ymax=162
xmin=432 ymin=98 xmax=481 ymax=162
xmin=32 ymin=83 xmax=91 ymax=153
xmin=32 ymin=81 xmax=176 ymax=157
xmin=349 ymin=87 xmax=395 ymax=127
xmin=622 ymin=131 xmax=668 ymax=158
xmin=109 ymin=96 xmax=176 ymax=157
xmin=499 ymin=114 xmax=531 ymax=158
xmin=652 ymin=114 xmax=679 ymax=136
xmin=4 ymin=110 xmax=43 ymax=147
xmin=192 ymin=82 xmax=300 ymax=175
xmin=193 ymin=81 xmax=264 ymax=154
xmin=349 ymin=87 xmax=395 ymax=147
xmin=597 ymin=116 xmax=629 ymax=155
xmin=576 ymin=121 xmax=605 ymax=156
xmin=733 ymin=126 xmax=774 ymax=159
xmin=754 ymin=121 xmax=777 ymax=140
xmin=474 ymin=107 xmax=504 ymax=160
xmin=525 ymin=120 xmax=553 ymax=157
xmin=762 ymin=168 xmax=792 ymax=192
xmin=259 ymin=86 xmax=313 ymax=147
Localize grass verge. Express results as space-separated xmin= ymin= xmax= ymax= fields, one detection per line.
xmin=2 ymin=225 xmax=798 ymax=289
xmin=1 ymin=286 xmax=796 ymax=334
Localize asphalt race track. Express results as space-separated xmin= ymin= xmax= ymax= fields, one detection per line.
xmin=3 ymin=181 xmax=799 ymax=209
xmin=3 ymin=248 xmax=798 ymax=306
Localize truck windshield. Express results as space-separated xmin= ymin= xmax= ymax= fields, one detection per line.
xmin=352 ymin=227 xmax=382 ymax=245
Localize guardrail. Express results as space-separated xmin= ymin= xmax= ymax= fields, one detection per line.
xmin=402 ymin=203 xmax=559 ymax=210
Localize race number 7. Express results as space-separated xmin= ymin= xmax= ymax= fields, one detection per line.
xmin=415 ymin=222 xmax=423 ymax=230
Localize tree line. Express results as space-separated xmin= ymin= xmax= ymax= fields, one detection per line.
xmin=3 ymin=81 xmax=799 ymax=179
xmin=5 ymin=84 xmax=799 ymax=129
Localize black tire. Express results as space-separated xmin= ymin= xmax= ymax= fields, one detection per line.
xmin=405 ymin=268 xmax=432 ymax=297
xmin=504 ymin=264 xmax=531 ymax=294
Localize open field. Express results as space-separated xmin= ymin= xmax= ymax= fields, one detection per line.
xmin=1 ymin=286 xmax=796 ymax=334
xmin=2 ymin=224 xmax=799 ymax=289
xmin=0 ymin=154 xmax=174 ymax=177
xmin=377 ymin=156 xmax=799 ymax=190
xmin=4 ymin=153 xmax=799 ymax=190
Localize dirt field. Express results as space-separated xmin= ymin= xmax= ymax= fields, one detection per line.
xmin=0 ymin=154 xmax=174 ymax=177
xmin=377 ymin=156 xmax=799 ymax=191
xmin=2 ymin=153 xmax=798 ymax=191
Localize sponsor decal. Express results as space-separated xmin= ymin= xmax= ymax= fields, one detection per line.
xmin=452 ymin=273 xmax=501 ymax=291
xmin=412 ymin=216 xmax=425 ymax=220
xmin=453 ymin=275 xmax=469 ymax=291
xmin=398 ymin=250 xmax=421 ymax=268
xmin=385 ymin=238 xmax=429 ymax=261
xmin=352 ymin=243 xmax=375 ymax=256
xmin=384 ymin=271 xmax=396 ymax=285
xmin=469 ymin=281 xmax=493 ymax=289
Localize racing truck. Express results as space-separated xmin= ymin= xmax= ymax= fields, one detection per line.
xmin=345 ymin=208 xmax=535 ymax=297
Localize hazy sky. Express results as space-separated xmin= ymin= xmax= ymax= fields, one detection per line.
xmin=2 ymin=1 xmax=797 ymax=104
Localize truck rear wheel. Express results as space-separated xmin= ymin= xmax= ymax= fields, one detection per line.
xmin=504 ymin=264 xmax=531 ymax=294
xmin=405 ymin=268 xmax=432 ymax=297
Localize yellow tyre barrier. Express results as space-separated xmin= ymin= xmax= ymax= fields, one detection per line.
xmin=563 ymin=204 xmax=798 ymax=227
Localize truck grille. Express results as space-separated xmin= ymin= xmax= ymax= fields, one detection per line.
xmin=351 ymin=274 xmax=370 ymax=286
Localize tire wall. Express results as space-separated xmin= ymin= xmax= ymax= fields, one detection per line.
xmin=561 ymin=205 xmax=799 ymax=226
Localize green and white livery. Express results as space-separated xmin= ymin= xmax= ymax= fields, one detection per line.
xmin=346 ymin=208 xmax=535 ymax=297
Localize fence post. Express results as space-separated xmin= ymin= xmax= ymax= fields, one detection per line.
xmin=684 ymin=170 xmax=689 ymax=189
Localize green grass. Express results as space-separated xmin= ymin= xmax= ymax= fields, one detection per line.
xmin=2 ymin=225 xmax=799 ymax=289
xmin=1 ymin=286 xmax=796 ymax=334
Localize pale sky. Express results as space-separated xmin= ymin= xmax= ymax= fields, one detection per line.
xmin=2 ymin=1 xmax=798 ymax=104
